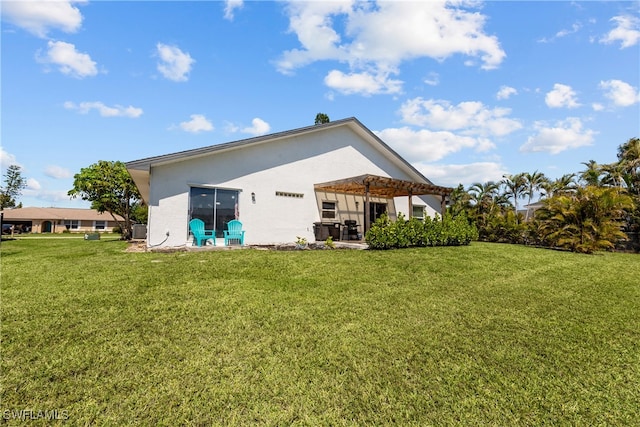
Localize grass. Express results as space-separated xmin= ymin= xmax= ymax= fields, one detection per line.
xmin=1 ymin=239 xmax=639 ymax=425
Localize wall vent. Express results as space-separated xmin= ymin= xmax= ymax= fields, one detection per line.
xmin=275 ymin=191 xmax=304 ymax=198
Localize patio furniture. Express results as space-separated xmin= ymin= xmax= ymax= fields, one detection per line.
xmin=342 ymin=220 xmax=361 ymax=240
xmin=189 ymin=218 xmax=216 ymax=247
xmin=224 ymin=220 xmax=245 ymax=246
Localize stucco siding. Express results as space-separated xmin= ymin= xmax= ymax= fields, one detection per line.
xmin=146 ymin=126 xmax=427 ymax=246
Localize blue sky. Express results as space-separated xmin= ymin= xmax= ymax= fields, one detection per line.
xmin=2 ymin=0 xmax=639 ymax=208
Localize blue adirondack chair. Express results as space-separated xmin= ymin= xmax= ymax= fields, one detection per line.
xmin=224 ymin=220 xmax=245 ymax=246
xmin=189 ymin=218 xmax=216 ymax=247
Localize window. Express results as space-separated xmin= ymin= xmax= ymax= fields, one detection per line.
xmin=412 ymin=205 xmax=425 ymax=221
xmin=321 ymin=201 xmax=337 ymax=219
xmin=64 ymin=220 xmax=79 ymax=230
xmin=189 ymin=187 xmax=239 ymax=238
xmin=95 ymin=221 xmax=106 ymax=230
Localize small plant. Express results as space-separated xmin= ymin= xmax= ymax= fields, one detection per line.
xmin=295 ymin=236 xmax=308 ymax=249
xmin=324 ymin=236 xmax=335 ymax=249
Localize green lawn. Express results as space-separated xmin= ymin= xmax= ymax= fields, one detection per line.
xmin=1 ymin=239 xmax=639 ymax=425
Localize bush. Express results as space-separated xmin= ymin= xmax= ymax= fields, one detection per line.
xmin=365 ymin=213 xmax=477 ymax=250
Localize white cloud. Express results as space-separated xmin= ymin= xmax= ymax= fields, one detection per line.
xmin=496 ymin=85 xmax=517 ymax=100
xmin=520 ymin=117 xmax=596 ymax=154
xmin=23 ymin=187 xmax=75 ymax=204
xmin=423 ymin=72 xmax=439 ymax=86
xmin=416 ymin=162 xmax=509 ymax=188
xmin=556 ymin=22 xmax=582 ymax=38
xmin=179 ymin=114 xmax=214 ymax=133
xmin=376 ymin=127 xmax=489 ymax=164
xmin=38 ymin=40 xmax=97 ymax=78
xmin=223 ymin=121 xmax=240 ymax=133
xmin=224 ymin=0 xmax=243 ymax=21
xmin=324 ymin=69 xmax=402 ymax=96
xmin=44 ymin=165 xmax=72 ymax=179
xmin=599 ymin=79 xmax=640 ymax=107
xmin=1 ymin=149 xmax=21 ymax=170
xmin=545 ymin=83 xmax=580 ymax=108
xmin=539 ymin=22 xmax=582 ymax=43
xmin=156 ymin=43 xmax=195 ymax=82
xmin=600 ymin=15 xmax=640 ymax=48
xmin=276 ymin=1 xmax=505 ymax=94
xmin=26 ymin=178 xmax=41 ymax=191
xmin=241 ymin=118 xmax=270 ymax=136
xmin=1 ymin=0 xmax=84 ymax=38
xmin=592 ymin=103 xmax=605 ymax=111
xmin=398 ymin=98 xmax=522 ymax=137
xmin=64 ymin=101 xmax=143 ymax=118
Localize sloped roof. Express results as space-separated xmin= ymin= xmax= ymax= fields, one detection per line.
xmin=1 ymin=207 xmax=124 ymax=222
xmin=126 ymin=117 xmax=443 ymax=202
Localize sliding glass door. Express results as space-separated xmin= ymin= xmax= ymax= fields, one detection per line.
xmin=189 ymin=187 xmax=239 ymax=238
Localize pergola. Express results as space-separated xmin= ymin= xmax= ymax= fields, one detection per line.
xmin=314 ymin=174 xmax=453 ymax=233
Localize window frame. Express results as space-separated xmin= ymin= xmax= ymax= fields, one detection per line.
xmin=64 ymin=220 xmax=79 ymax=230
xmin=321 ymin=201 xmax=337 ymax=220
xmin=412 ymin=205 xmax=426 ymax=221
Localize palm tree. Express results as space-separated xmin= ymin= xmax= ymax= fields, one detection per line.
xmin=580 ymin=160 xmax=604 ymax=186
xmin=543 ymin=173 xmax=577 ymax=197
xmin=523 ymin=170 xmax=548 ymax=220
xmin=617 ymin=137 xmax=640 ymax=171
xmin=468 ymin=181 xmax=500 ymax=222
xmin=601 ymin=162 xmax=629 ymax=188
xmin=617 ymin=137 xmax=640 ymax=195
xmin=537 ymin=186 xmax=634 ymax=253
xmin=501 ymin=173 xmax=526 ymax=221
xmin=447 ymin=184 xmax=472 ymax=217
xmin=616 ymin=137 xmax=640 ymax=232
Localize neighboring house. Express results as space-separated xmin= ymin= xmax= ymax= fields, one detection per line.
xmin=126 ymin=117 xmax=452 ymax=248
xmin=521 ymin=201 xmax=545 ymax=220
xmin=0 ymin=207 xmax=124 ymax=234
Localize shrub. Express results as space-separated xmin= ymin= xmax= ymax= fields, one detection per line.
xmin=365 ymin=213 xmax=477 ymax=250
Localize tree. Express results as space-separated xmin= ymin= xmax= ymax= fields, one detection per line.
xmin=314 ymin=113 xmax=330 ymax=125
xmin=616 ymin=137 xmax=640 ymax=194
xmin=580 ymin=160 xmax=604 ymax=186
xmin=447 ymin=184 xmax=472 ymax=217
xmin=68 ymin=160 xmax=141 ymax=240
xmin=541 ymin=173 xmax=577 ymax=198
xmin=1 ymin=165 xmax=27 ymax=209
xmin=501 ymin=173 xmax=526 ymax=220
xmin=523 ymin=170 xmax=548 ymax=220
xmin=536 ymin=186 xmax=634 ymax=253
xmin=467 ymin=181 xmax=501 ymax=230
xmin=615 ymin=137 xmax=640 ymax=231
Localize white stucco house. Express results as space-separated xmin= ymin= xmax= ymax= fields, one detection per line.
xmin=125 ymin=117 xmax=452 ymax=248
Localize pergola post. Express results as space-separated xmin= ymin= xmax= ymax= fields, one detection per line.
xmin=441 ymin=194 xmax=447 ymax=216
xmin=314 ymin=174 xmax=453 ymax=235
xmin=364 ymin=182 xmax=370 ymax=234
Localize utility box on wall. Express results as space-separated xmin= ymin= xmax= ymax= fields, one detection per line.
xmin=132 ymin=224 xmax=147 ymax=239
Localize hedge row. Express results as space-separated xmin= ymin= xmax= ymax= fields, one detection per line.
xmin=365 ymin=213 xmax=478 ymax=250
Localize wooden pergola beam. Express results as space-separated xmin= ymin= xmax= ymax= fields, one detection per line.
xmin=314 ymin=174 xmax=453 ymax=198
xmin=314 ymin=174 xmax=453 ymax=234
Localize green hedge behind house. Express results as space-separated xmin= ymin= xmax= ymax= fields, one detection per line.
xmin=365 ymin=213 xmax=478 ymax=250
